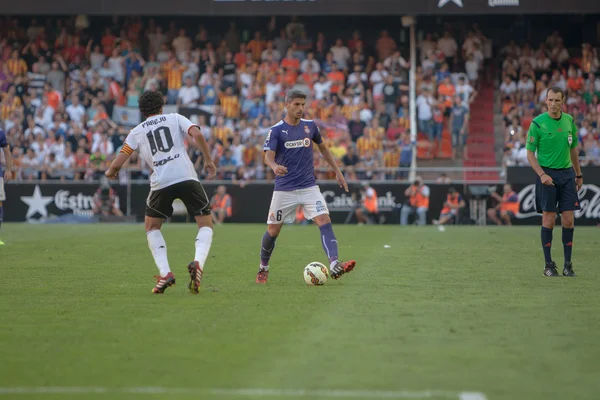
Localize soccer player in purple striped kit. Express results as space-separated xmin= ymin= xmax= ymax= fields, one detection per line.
xmin=256 ymin=90 xmax=356 ymax=284
xmin=0 ymin=128 xmax=13 ymax=245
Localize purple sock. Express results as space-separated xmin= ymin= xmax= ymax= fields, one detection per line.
xmin=319 ymin=223 xmax=339 ymax=264
xmin=0 ymin=205 xmax=3 ymax=229
xmin=260 ymin=231 xmax=277 ymax=267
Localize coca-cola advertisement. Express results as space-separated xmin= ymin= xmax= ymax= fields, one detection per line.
xmin=514 ymin=183 xmax=600 ymax=226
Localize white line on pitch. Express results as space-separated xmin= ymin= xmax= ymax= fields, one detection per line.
xmin=0 ymin=387 xmax=487 ymax=399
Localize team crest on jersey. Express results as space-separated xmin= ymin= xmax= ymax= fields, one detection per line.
xmin=530 ymin=136 xmax=535 ymax=143
xmin=304 ymin=125 xmax=310 ymax=134
xmin=557 ymin=128 xmax=563 ymax=132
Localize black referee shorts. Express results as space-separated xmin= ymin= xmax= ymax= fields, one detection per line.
xmin=535 ymin=167 xmax=581 ymax=214
xmin=146 ymin=180 xmax=211 ymax=219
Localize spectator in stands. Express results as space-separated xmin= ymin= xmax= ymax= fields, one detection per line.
xmin=400 ymin=176 xmax=429 ymax=226
xmin=1 ymin=15 xmax=493 ymax=184
xmin=498 ymin=33 xmax=600 ymax=171
xmin=448 ymin=95 xmax=469 ymax=160
xmin=487 ymin=184 xmax=519 ymax=226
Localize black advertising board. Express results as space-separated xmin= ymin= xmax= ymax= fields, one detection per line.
xmin=510 ymin=183 xmax=600 ymax=226
xmin=3 ymin=183 xmax=127 ymax=222
xmin=5 ymin=180 xmax=599 ymax=225
xmin=3 ymin=0 xmax=599 ymax=15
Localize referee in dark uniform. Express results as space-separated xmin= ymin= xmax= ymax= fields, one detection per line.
xmin=526 ymin=86 xmax=583 ymax=277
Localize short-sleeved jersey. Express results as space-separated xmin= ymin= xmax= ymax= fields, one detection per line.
xmin=525 ymin=112 xmax=577 ymax=169
xmin=263 ymin=119 xmax=323 ymax=191
xmin=0 ymin=129 xmax=7 ymax=176
xmin=123 ymin=113 xmax=199 ymax=191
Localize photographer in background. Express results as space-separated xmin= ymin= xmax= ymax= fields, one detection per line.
xmin=400 ymin=176 xmax=429 ymax=226
xmin=92 ymin=179 xmax=124 ymax=218
xmin=355 ymin=181 xmax=382 ymax=225
xmin=486 ymin=184 xmax=519 ymax=226
xmin=433 ymin=187 xmax=466 ymax=229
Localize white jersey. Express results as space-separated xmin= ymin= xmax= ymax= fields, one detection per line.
xmin=123 ymin=113 xmax=199 ymax=191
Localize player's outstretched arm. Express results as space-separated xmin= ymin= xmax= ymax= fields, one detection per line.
xmin=105 ymin=151 xmax=131 ymax=179
xmin=189 ymin=126 xmax=216 ymax=178
xmin=317 ymin=141 xmax=348 ymax=192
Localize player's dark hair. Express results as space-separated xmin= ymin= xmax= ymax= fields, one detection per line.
xmin=139 ymin=91 xmax=165 ymax=118
xmin=546 ymin=86 xmax=564 ymax=99
xmin=285 ymin=90 xmax=307 ymax=103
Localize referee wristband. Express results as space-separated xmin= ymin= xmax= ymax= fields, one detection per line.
xmin=576 ymin=175 xmax=583 ymax=179
xmin=539 ymin=173 xmax=547 ymax=178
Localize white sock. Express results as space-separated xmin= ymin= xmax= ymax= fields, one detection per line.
xmin=147 ymin=230 xmax=170 ymax=276
xmin=194 ymin=227 xmax=213 ymax=270
xmin=260 ymin=264 xmax=269 ymax=271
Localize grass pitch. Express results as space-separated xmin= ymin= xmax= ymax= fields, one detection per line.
xmin=0 ymin=223 xmax=599 ymax=400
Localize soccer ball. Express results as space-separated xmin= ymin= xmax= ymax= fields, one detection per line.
xmin=304 ymin=262 xmax=329 ymax=286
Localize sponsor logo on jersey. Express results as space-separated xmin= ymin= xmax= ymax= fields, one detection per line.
xmin=568 ymin=136 xmax=573 ymax=145
xmin=316 ymin=200 xmax=326 ymax=212
xmin=153 ymin=153 xmax=180 ymax=167
xmin=304 ymin=125 xmax=310 ymax=134
xmin=284 ymin=139 xmax=312 ymax=149
xmin=530 ymin=136 xmax=535 ymax=143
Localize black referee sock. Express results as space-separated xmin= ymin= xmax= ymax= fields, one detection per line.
xmin=562 ymin=228 xmax=574 ymax=264
xmin=541 ymin=227 xmax=553 ymax=264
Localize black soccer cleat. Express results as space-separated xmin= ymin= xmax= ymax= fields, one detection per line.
xmin=330 ymin=260 xmax=356 ymax=280
xmin=563 ymin=262 xmax=576 ymax=277
xmin=543 ymin=262 xmax=560 ymax=277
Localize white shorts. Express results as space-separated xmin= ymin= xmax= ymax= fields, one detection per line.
xmin=267 ymin=186 xmax=329 ymax=224
xmin=0 ymin=177 xmax=4 ymax=202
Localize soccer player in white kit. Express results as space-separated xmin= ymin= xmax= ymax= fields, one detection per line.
xmin=256 ymin=90 xmax=356 ymax=284
xmin=105 ymin=91 xmax=217 ymax=294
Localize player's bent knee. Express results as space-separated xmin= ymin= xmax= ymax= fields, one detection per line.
xmin=313 ymin=214 xmax=331 ymax=226
xmin=267 ymin=224 xmax=282 ymax=237
xmin=195 ymin=214 xmax=213 ymax=229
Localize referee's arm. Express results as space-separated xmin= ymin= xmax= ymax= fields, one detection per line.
xmin=525 ymin=123 xmax=549 ymax=182
xmin=569 ymin=124 xmax=583 ymax=190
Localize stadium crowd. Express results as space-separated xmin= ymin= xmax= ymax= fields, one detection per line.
xmin=499 ymin=32 xmax=600 ymax=168
xmin=0 ymin=16 xmax=489 ymax=183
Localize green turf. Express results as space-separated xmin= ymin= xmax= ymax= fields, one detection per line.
xmin=0 ymin=223 xmax=599 ymax=400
